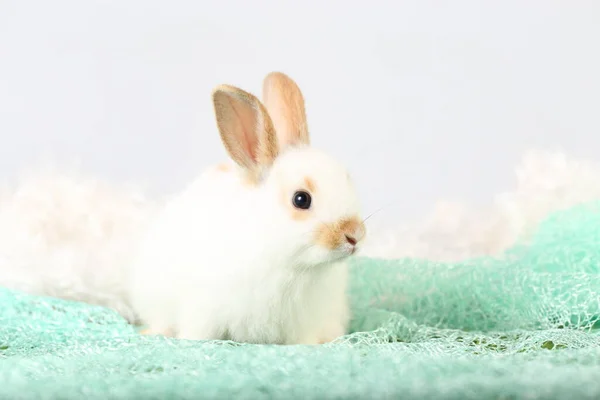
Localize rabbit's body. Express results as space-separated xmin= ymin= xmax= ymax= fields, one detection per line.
xmin=130 ymin=72 xmax=364 ymax=344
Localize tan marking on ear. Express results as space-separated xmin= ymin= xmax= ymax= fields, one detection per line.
xmin=262 ymin=72 xmax=309 ymax=149
xmin=212 ymin=85 xmax=279 ymax=174
xmin=254 ymin=101 xmax=279 ymax=166
xmin=303 ymin=177 xmax=316 ymax=193
xmin=315 ymin=216 xmax=366 ymax=250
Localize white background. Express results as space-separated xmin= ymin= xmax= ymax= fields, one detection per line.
xmin=1 ymin=0 xmax=599 ymax=226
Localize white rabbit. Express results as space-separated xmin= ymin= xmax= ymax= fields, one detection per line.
xmin=129 ymin=72 xmax=366 ymax=344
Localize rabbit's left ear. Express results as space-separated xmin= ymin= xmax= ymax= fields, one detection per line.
xmin=213 ymin=85 xmax=279 ymax=175
xmin=262 ymin=72 xmax=310 ymax=149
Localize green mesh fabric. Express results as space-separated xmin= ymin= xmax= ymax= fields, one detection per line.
xmin=2 ymin=203 xmax=600 ymax=399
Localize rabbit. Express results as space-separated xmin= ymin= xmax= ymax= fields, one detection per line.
xmin=128 ymin=72 xmax=366 ymax=345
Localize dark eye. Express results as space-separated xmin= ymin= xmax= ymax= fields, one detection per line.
xmin=292 ymin=191 xmax=312 ymax=210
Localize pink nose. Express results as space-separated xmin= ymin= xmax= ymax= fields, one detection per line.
xmin=345 ymin=234 xmax=357 ymax=246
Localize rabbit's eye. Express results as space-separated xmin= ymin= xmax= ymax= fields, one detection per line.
xmin=292 ymin=191 xmax=312 ymax=210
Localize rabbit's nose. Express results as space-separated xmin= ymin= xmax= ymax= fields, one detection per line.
xmin=345 ymin=234 xmax=357 ymax=246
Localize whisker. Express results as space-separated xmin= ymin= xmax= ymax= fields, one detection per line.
xmin=363 ymin=208 xmax=385 ymax=223
xmin=362 ymin=206 xmax=391 ymax=225
xmin=362 ymin=198 xmax=404 ymax=224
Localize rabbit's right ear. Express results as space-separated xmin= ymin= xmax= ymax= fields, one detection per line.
xmin=262 ymin=72 xmax=310 ymax=149
xmin=213 ymin=85 xmax=279 ymax=176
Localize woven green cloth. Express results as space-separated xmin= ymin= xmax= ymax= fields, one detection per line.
xmin=1 ymin=203 xmax=600 ymax=399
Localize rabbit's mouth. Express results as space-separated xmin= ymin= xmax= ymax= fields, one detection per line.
xmin=329 ymin=244 xmax=360 ymax=262
xmin=340 ymin=241 xmax=359 ymax=257
xmin=301 ymin=235 xmax=362 ymax=266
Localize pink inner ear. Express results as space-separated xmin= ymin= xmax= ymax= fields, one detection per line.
xmin=262 ymin=73 xmax=309 ymax=149
xmin=242 ymin=125 xmax=257 ymax=161
xmin=229 ymin=98 xmax=258 ymax=162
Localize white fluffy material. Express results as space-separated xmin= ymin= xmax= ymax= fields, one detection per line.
xmin=0 ymin=167 xmax=160 ymax=322
xmin=362 ymin=150 xmax=600 ymax=261
xmin=1 ymin=150 xmax=599 ymax=322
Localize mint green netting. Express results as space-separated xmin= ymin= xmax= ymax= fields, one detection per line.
xmin=1 ymin=203 xmax=600 ymax=399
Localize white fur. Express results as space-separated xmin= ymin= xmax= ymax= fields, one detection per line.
xmin=129 ymin=147 xmax=361 ymax=344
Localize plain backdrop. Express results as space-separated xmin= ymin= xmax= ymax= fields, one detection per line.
xmin=1 ymin=0 xmax=600 ymax=228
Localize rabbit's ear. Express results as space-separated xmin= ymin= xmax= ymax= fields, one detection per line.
xmin=213 ymin=85 xmax=279 ymax=174
xmin=262 ymin=72 xmax=310 ymax=149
